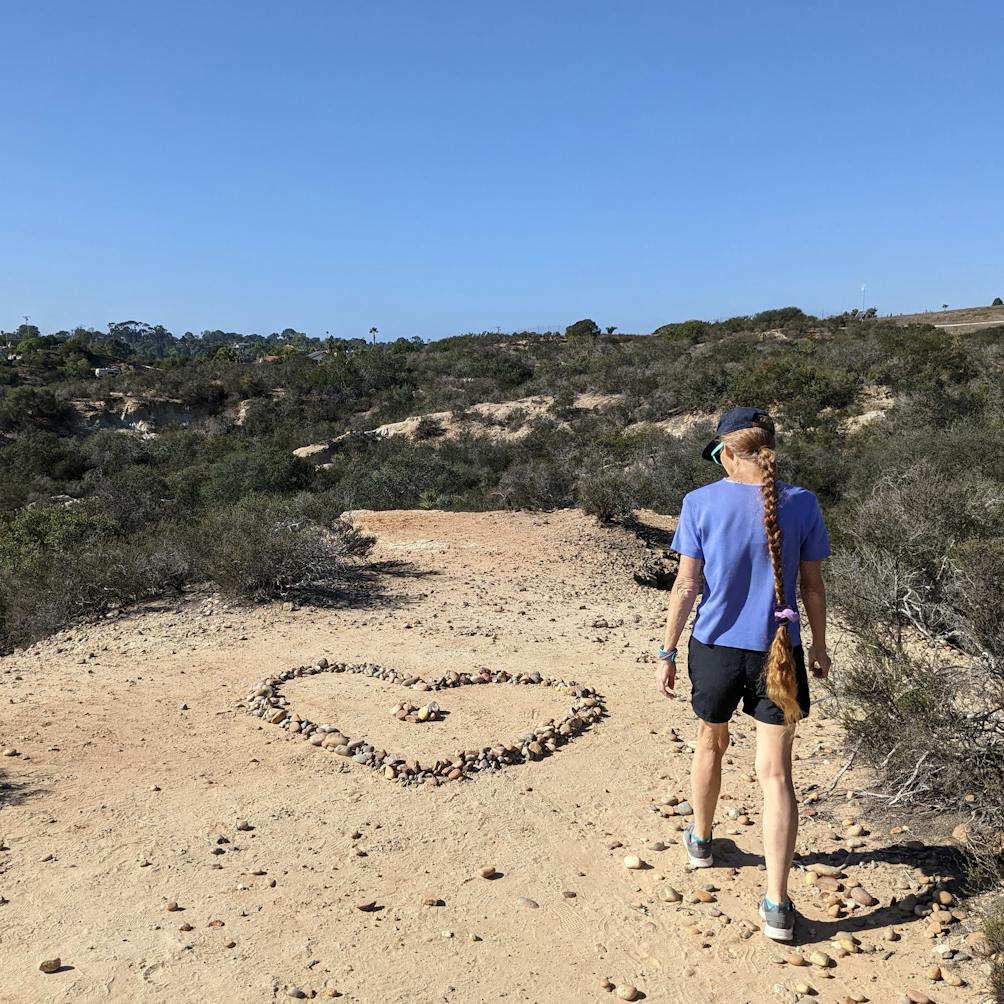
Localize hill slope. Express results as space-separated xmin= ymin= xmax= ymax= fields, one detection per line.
xmin=890 ymin=304 xmax=1004 ymax=332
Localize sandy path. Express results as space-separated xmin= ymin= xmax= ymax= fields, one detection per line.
xmin=0 ymin=509 xmax=978 ymax=1003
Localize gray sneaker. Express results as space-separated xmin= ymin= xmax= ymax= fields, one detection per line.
xmin=759 ymin=896 xmax=796 ymax=941
xmin=682 ymin=822 xmax=714 ymax=868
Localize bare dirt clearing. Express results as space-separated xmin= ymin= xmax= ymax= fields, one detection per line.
xmin=0 ymin=510 xmax=979 ymax=1003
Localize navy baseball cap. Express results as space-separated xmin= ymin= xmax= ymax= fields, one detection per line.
xmin=701 ymin=406 xmax=772 ymax=461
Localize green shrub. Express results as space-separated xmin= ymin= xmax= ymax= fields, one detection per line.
xmin=652 ymin=319 xmax=709 ymax=341
xmin=828 ymin=463 xmax=1004 ymax=892
xmin=565 ymin=318 xmax=600 ymax=339
xmin=726 ymin=356 xmax=859 ymax=429
xmin=414 ymin=415 xmax=446 ymax=440
xmin=577 ymin=467 xmax=637 ymax=523
xmin=0 ymin=386 xmax=72 ymax=434
xmin=0 ymin=506 xmax=187 ymax=649
xmin=192 ymin=495 xmax=372 ymax=601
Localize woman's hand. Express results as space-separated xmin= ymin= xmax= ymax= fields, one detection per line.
xmin=808 ymin=645 xmax=831 ymax=679
xmin=656 ymin=657 xmax=676 ymax=698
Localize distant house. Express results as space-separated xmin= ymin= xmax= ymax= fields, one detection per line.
xmin=306 ymin=350 xmax=328 ymax=363
xmin=94 ymin=366 xmax=120 ymax=378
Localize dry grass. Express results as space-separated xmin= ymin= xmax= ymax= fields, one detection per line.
xmin=890 ymin=304 xmax=1004 ymax=332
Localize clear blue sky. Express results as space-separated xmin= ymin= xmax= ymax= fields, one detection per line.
xmin=2 ymin=1 xmax=1002 ymax=340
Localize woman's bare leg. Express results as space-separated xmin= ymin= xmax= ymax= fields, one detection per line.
xmin=691 ymin=719 xmax=730 ymax=840
xmin=755 ymin=721 xmax=797 ymax=902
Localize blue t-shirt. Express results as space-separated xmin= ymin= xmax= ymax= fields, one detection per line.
xmin=670 ymin=479 xmax=831 ymax=651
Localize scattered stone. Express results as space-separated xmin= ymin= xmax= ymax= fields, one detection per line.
xmin=422 ymin=896 xmax=444 ymax=907
xmin=786 ymin=953 xmax=807 ymax=967
xmin=165 ymin=901 xmax=181 ymax=912
xmin=849 ymin=887 xmax=877 ymax=907
xmin=599 ymin=978 xmax=614 ymax=991
xmin=38 ymin=958 xmax=61 ymax=974
xmin=623 ymin=855 xmax=644 ymax=870
xmin=902 ymin=992 xmax=931 ymax=1004
xmin=562 ymin=890 xmax=577 ymax=899
xmin=517 ymin=897 xmax=539 ymax=910
xmin=614 ymin=986 xmax=639 ymax=1001
xmin=807 ymin=864 xmax=844 ymax=878
xmin=236 ymin=821 xmax=254 ymax=832
xmin=963 ymin=931 xmax=988 ymax=954
xmin=479 ymin=866 xmax=498 ymax=879
xmin=807 ymin=951 xmax=832 ymax=968
xmin=658 ymin=886 xmax=682 ymax=903
xmin=286 ymin=989 xmax=307 ymax=1000
xmin=925 ymin=966 xmax=941 ymax=982
xmin=355 ymin=900 xmax=378 ymax=912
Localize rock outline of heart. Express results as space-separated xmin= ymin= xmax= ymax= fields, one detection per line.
xmin=245 ymin=658 xmax=605 ymax=786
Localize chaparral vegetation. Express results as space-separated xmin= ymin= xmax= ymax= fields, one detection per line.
xmin=2 ymin=308 xmax=1003 ymax=944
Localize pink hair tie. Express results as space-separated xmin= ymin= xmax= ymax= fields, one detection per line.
xmin=774 ymin=607 xmax=800 ymax=624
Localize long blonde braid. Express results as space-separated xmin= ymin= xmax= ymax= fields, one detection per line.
xmin=721 ymin=419 xmax=802 ymax=726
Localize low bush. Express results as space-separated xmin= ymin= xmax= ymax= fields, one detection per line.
xmin=191 ymin=494 xmax=372 ymax=601
xmin=827 ymin=463 xmax=1004 ymax=888
xmin=577 ymin=467 xmax=637 ymax=523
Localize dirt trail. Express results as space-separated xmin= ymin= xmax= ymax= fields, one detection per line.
xmin=0 ymin=509 xmax=979 ymax=1003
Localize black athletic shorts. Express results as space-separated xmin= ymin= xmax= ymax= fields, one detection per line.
xmin=686 ymin=635 xmax=810 ymax=726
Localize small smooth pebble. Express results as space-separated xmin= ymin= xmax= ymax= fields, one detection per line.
xmin=39 ymin=958 xmax=61 ymax=974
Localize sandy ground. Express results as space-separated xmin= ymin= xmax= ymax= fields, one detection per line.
xmin=0 ymin=509 xmax=984 ymax=1003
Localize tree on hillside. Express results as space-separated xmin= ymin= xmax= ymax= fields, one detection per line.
xmin=605 ymin=326 xmax=618 ymax=335
xmin=565 ymin=318 xmax=600 ymax=338
xmin=369 ymin=327 xmax=378 ymax=344
xmin=993 ymin=297 xmax=1003 ymax=306
xmin=942 ymin=303 xmax=949 ymax=310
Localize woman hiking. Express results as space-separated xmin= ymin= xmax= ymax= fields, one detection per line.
xmin=656 ymin=407 xmax=831 ymax=942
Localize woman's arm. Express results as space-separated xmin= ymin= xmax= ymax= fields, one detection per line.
xmin=799 ymin=559 xmax=831 ymax=678
xmin=656 ymin=555 xmax=703 ymax=698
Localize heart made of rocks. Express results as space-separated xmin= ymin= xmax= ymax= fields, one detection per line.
xmin=245 ymin=660 xmax=605 ymax=786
